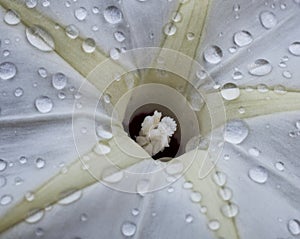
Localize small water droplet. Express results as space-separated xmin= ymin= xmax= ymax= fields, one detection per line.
xmin=26 ymin=25 xmax=55 ymax=52
xmin=171 ymin=11 xmax=182 ymax=22
xmin=275 ymin=162 xmax=285 ymax=171
xmin=248 ymin=59 xmax=272 ymax=76
xmin=25 ymin=191 xmax=35 ymax=202
xmin=0 ymin=195 xmax=13 ymax=205
xmin=93 ymin=142 xmax=111 ymax=155
xmin=288 ymin=219 xmax=300 ymax=236
xmin=274 ymin=85 xmax=287 ymax=94
xmin=0 ymin=176 xmax=7 ymax=188
xmin=37 ymin=67 xmax=48 ymax=78
xmin=96 ymin=125 xmax=113 ymax=139
xmin=58 ymin=190 xmax=82 ymax=205
xmin=221 ymin=83 xmax=240 ymax=101
xmin=35 ymin=228 xmax=44 ymax=237
xmin=257 ymin=84 xmax=269 ymax=93
xmin=203 ymin=45 xmax=223 ymax=64
xmin=208 ymin=220 xmax=220 ymax=231
xmin=25 ymin=210 xmax=44 ymax=223
xmin=248 ymin=147 xmax=261 ymax=157
xmin=114 ymin=31 xmax=126 ymax=42
xmin=164 ymin=23 xmax=177 ymax=36
xmin=0 ymin=159 xmax=8 ymax=171
xmin=183 ymin=181 xmax=193 ymax=189
xmin=109 ymin=48 xmax=120 ymax=60
xmin=185 ymin=214 xmax=194 ymax=223
xmin=260 ymin=11 xmax=277 ymax=29
xmin=289 ymin=42 xmax=300 ymax=56
xmin=233 ymin=3 xmax=240 ymax=11
xmin=80 ymin=213 xmax=88 ymax=222
xmin=35 ymin=158 xmax=46 ymax=169
xmin=65 ymin=24 xmax=79 ymax=39
xmin=248 ymin=166 xmax=268 ymax=184
xmin=190 ymin=191 xmax=202 ymax=203
xmin=224 ymin=119 xmax=249 ymax=144
xmin=121 ymin=222 xmax=137 ymax=237
xmin=26 ymin=0 xmax=37 ymax=8
xmin=35 ymin=96 xmax=53 ymax=113
xmin=131 ymin=208 xmax=140 ymax=216
xmin=232 ymin=70 xmax=243 ymax=80
xmin=212 ymin=171 xmax=227 ymax=186
xmin=282 ymin=70 xmax=292 ymax=79
xmin=102 ymin=167 xmax=124 ymax=184
xmin=186 ymin=32 xmax=195 ymax=41
xmin=82 ymin=38 xmax=96 ymax=53
xmin=52 ymin=73 xmax=67 ymax=90
xmin=74 ymin=7 xmax=87 ymax=21
xmin=4 ymin=10 xmax=20 ymax=25
xmin=104 ymin=6 xmax=123 ymax=24
xmin=221 ymin=203 xmax=239 ymax=218
xmin=233 ymin=30 xmax=253 ymax=47
xmin=14 ymin=87 xmax=24 ymax=97
xmin=218 ymin=187 xmax=232 ymax=201
xmin=0 ymin=62 xmax=17 ymax=80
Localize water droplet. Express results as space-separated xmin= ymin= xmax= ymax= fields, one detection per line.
xmin=109 ymin=48 xmax=120 ymax=60
xmin=0 ymin=62 xmax=17 ymax=80
xmin=260 ymin=11 xmax=277 ymax=29
xmin=212 ymin=171 xmax=227 ymax=186
xmin=4 ymin=10 xmax=20 ymax=25
xmin=35 ymin=228 xmax=44 ymax=237
xmin=96 ymin=125 xmax=113 ymax=139
xmin=136 ymin=179 xmax=150 ymax=196
xmin=65 ymin=24 xmax=79 ymax=39
xmin=104 ymin=6 xmax=123 ymax=24
xmin=26 ymin=0 xmax=37 ymax=8
xmin=203 ymin=45 xmax=223 ymax=64
xmin=52 ymin=73 xmax=67 ymax=90
xmin=248 ymin=59 xmax=272 ymax=76
xmin=93 ymin=142 xmax=111 ymax=155
xmin=58 ymin=92 xmax=66 ymax=100
xmin=35 ymin=96 xmax=53 ymax=113
xmin=25 ymin=210 xmax=44 ymax=223
xmin=257 ymin=84 xmax=269 ymax=93
xmin=35 ymin=158 xmax=46 ymax=169
xmin=0 ymin=159 xmax=8 ymax=171
xmin=275 ymin=162 xmax=285 ymax=171
xmin=248 ymin=147 xmax=261 ymax=157
xmin=224 ymin=119 xmax=249 ymax=144
xmin=233 ymin=3 xmax=240 ymax=11
xmin=218 ymin=187 xmax=232 ymax=201
xmin=289 ymin=42 xmax=300 ymax=56
xmin=274 ymin=85 xmax=287 ymax=94
xmin=221 ymin=204 xmax=239 ymax=219
xmin=131 ymin=208 xmax=140 ymax=216
xmin=208 ymin=220 xmax=220 ymax=231
xmin=233 ymin=30 xmax=253 ymax=47
xmin=183 ymin=181 xmax=193 ymax=189
xmin=171 ymin=11 xmax=182 ymax=22
xmin=121 ymin=222 xmax=137 ymax=237
xmin=232 ymin=70 xmax=243 ymax=80
xmin=26 ymin=25 xmax=55 ymax=52
xmin=248 ymin=166 xmax=268 ymax=184
xmin=288 ymin=219 xmax=300 ymax=236
xmin=0 ymin=195 xmax=13 ymax=205
xmin=0 ymin=176 xmax=7 ymax=188
xmin=185 ymin=214 xmax=194 ymax=223
xmin=74 ymin=7 xmax=87 ymax=21
xmin=80 ymin=213 xmax=88 ymax=222
xmin=14 ymin=87 xmax=24 ymax=97
xmin=164 ymin=23 xmax=177 ymax=36
xmin=296 ymin=120 xmax=300 ymax=129
xmin=19 ymin=156 xmax=27 ymax=165
xmin=165 ymin=160 xmax=184 ymax=175
xmin=114 ymin=31 xmax=126 ymax=42
xmin=37 ymin=67 xmax=47 ymax=78
xmin=190 ymin=191 xmax=202 ymax=203
xmin=102 ymin=167 xmax=124 ymax=184
xmin=186 ymin=32 xmax=195 ymax=41
xmin=221 ymin=83 xmax=240 ymax=101
xmin=82 ymin=38 xmax=96 ymax=53
xmin=25 ymin=191 xmax=35 ymax=202
xmin=59 ymin=190 xmax=82 ymax=205
xmin=185 ymin=135 xmax=209 ymax=152
xmin=282 ymin=70 xmax=292 ymax=79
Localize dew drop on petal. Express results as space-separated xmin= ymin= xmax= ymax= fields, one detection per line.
xmin=35 ymin=158 xmax=46 ymax=169
xmin=248 ymin=147 xmax=261 ymax=157
xmin=25 ymin=210 xmax=44 ymax=224
xmin=259 ymin=11 xmax=277 ymax=29
xmin=14 ymin=87 xmax=24 ymax=97
xmin=221 ymin=203 xmax=239 ymax=218
xmin=288 ymin=42 xmax=300 ymax=56
xmin=203 ymin=45 xmax=223 ymax=64
xmin=0 ymin=176 xmax=7 ymax=188
xmin=82 ymin=38 xmax=96 ymax=53
xmin=275 ymin=162 xmax=285 ymax=171
xmin=248 ymin=59 xmax=272 ymax=76
xmin=58 ymin=190 xmax=82 ymax=205
xmin=121 ymin=222 xmax=137 ymax=237
xmin=65 ymin=24 xmax=79 ymax=39
xmin=131 ymin=208 xmax=140 ymax=216
xmin=0 ymin=159 xmax=8 ymax=171
xmin=218 ymin=187 xmax=232 ymax=201
xmin=25 ymin=0 xmax=37 ymax=8
xmin=93 ymin=142 xmax=111 ymax=155
xmin=96 ymin=125 xmax=113 ymax=139
xmin=114 ymin=31 xmax=126 ymax=42
xmin=185 ymin=214 xmax=194 ymax=223
xmin=102 ymin=168 xmax=124 ymax=184
xmin=0 ymin=194 xmax=13 ymax=205
xmin=104 ymin=6 xmax=123 ymax=24
xmin=288 ymin=219 xmax=300 ymax=236
xmin=212 ymin=171 xmax=227 ymax=186
xmin=74 ymin=7 xmax=87 ymax=21
xmin=35 ymin=96 xmax=53 ymax=113
xmin=4 ymin=10 xmax=20 ymax=25
xmin=52 ymin=73 xmax=67 ymax=90
xmin=208 ymin=220 xmax=220 ymax=231
xmin=224 ymin=119 xmax=249 ymax=144
xmin=233 ymin=30 xmax=253 ymax=47
xmin=221 ymin=83 xmax=240 ymax=101
xmin=190 ymin=191 xmax=202 ymax=203
xmin=0 ymin=62 xmax=17 ymax=80
xmin=164 ymin=23 xmax=177 ymax=36
xmin=25 ymin=25 xmax=55 ymax=52
xmin=248 ymin=166 xmax=268 ymax=184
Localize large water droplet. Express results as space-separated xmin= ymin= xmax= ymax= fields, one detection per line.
xmin=104 ymin=6 xmax=123 ymax=24
xmin=0 ymin=159 xmax=8 ymax=171
xmin=248 ymin=59 xmax=272 ymax=76
xmin=0 ymin=62 xmax=17 ymax=80
xmin=26 ymin=25 xmax=55 ymax=52
xmin=52 ymin=73 xmax=67 ymax=90
xmin=121 ymin=222 xmax=137 ymax=237
xmin=221 ymin=203 xmax=239 ymax=218
xmin=65 ymin=24 xmax=79 ymax=39
xmin=248 ymin=166 xmax=268 ymax=184
xmin=224 ymin=119 xmax=249 ymax=144
xmin=35 ymin=96 xmax=53 ymax=113
xmin=221 ymin=83 xmax=240 ymax=101
xmin=74 ymin=7 xmax=87 ymax=21
xmin=0 ymin=195 xmax=13 ymax=205
xmin=4 ymin=10 xmax=20 ymax=25
xmin=288 ymin=219 xmax=300 ymax=236
xmin=289 ymin=42 xmax=300 ymax=56
xmin=260 ymin=11 xmax=277 ymax=29
xmin=233 ymin=30 xmax=253 ymax=47
xmin=58 ymin=190 xmax=82 ymax=205
xmin=25 ymin=210 xmax=44 ymax=223
xmin=82 ymin=38 xmax=96 ymax=53
xmin=203 ymin=45 xmax=223 ymax=64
